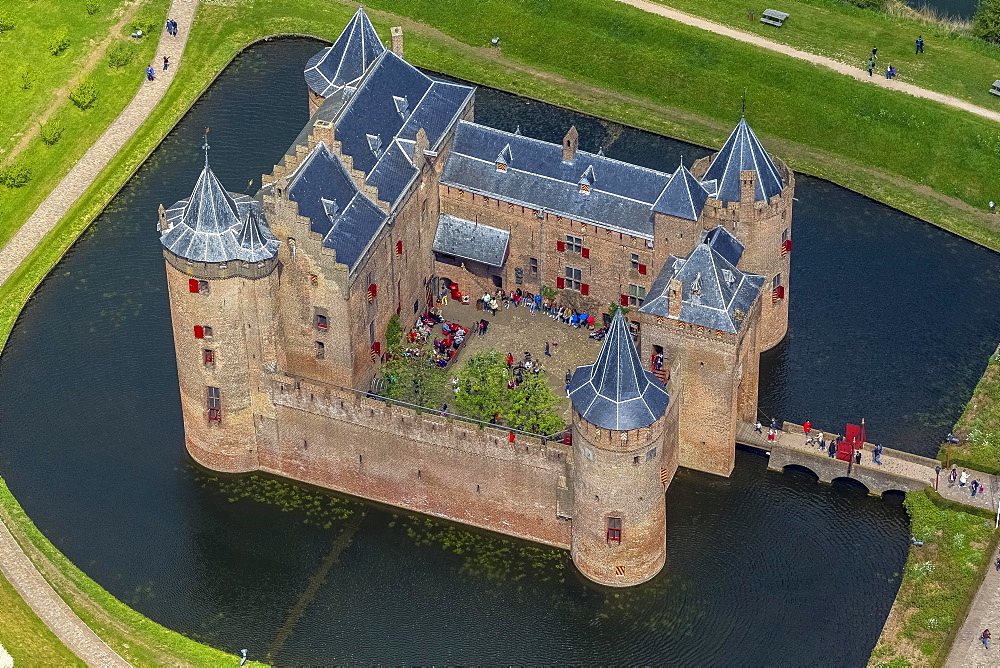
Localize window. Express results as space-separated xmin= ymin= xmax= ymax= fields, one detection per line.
xmin=772 ymin=273 xmax=782 ymax=290
xmin=315 ymin=314 xmax=328 ymax=331
xmin=564 ymin=266 xmax=582 ymax=291
xmin=369 ymin=321 xmax=375 ymax=346
xmin=529 ymin=257 xmax=538 ymax=276
xmin=204 ymin=326 xmax=213 ymax=338
xmin=203 ymin=349 xmax=215 ymax=366
xmin=315 ymin=341 xmax=325 ymax=359
xmin=194 ymin=325 xmax=213 ymax=339
xmin=646 ymin=447 xmax=657 ymax=461
xmin=207 ymin=386 xmax=221 ymax=422
xmin=607 ymin=517 xmax=622 ymax=542
xmin=189 ymin=279 xmax=210 ymax=294
xmin=565 ymin=235 xmax=583 ymax=253
xmin=628 ymin=284 xmax=646 ymax=307
xmin=631 ymin=253 xmax=640 ymax=271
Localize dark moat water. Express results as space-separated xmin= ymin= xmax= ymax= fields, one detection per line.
xmin=1 ymin=37 xmax=999 ymax=664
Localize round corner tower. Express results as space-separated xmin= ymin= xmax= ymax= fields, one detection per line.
xmin=695 ymin=117 xmax=794 ymax=353
xmin=568 ymin=312 xmax=674 ymax=587
xmin=158 ymin=149 xmax=281 ymax=473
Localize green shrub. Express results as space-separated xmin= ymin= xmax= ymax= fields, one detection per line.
xmin=84 ymin=0 xmax=100 ymax=15
xmin=39 ymin=121 xmax=64 ymax=146
xmin=847 ymin=0 xmax=887 ymax=9
xmin=0 ymin=163 xmax=31 ymax=189
xmin=18 ymin=68 xmax=34 ymax=90
xmin=106 ymin=41 xmax=134 ymax=68
xmin=0 ymin=11 xmax=15 ymax=32
xmin=130 ymin=14 xmax=157 ymax=36
xmin=47 ymin=29 xmax=70 ymax=55
xmin=385 ymin=313 xmax=403 ymax=348
xmin=975 ymin=0 xmax=1000 ymax=43
xmin=69 ymin=80 xmax=97 ymax=110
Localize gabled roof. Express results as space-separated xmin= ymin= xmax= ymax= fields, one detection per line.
xmin=640 ymin=227 xmax=764 ymax=333
xmin=568 ymin=311 xmax=670 ymax=431
xmin=303 ymin=7 xmax=385 ymax=98
xmin=286 ymin=141 xmax=361 ymax=237
xmin=701 ymin=225 xmax=743 ymax=266
xmin=441 ymin=122 xmax=671 ymax=239
xmin=702 ymin=117 xmax=784 ymax=203
xmin=321 ymin=192 xmax=387 ymax=271
xmin=432 ymin=214 xmax=510 ymax=267
xmin=652 ymin=161 xmax=711 ymax=220
xmin=161 ymin=161 xmax=279 ymax=263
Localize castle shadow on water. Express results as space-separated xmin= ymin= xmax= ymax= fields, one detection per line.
xmin=157 ymin=8 xmax=794 ymax=586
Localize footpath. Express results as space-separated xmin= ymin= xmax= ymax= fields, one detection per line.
xmin=614 ymin=0 xmax=1000 ymax=124
xmin=0 ymin=0 xmax=198 ymax=663
xmin=0 ymin=0 xmax=200 ymax=287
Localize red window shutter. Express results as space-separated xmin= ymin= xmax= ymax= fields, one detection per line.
xmin=370 ymin=283 xmax=377 ymax=297
xmin=373 ymin=341 xmax=381 ymax=354
xmin=556 ymin=277 xmax=565 ymax=289
xmin=556 ymin=241 xmax=565 ymax=252
xmin=777 ymin=286 xmax=785 ymax=299
xmin=396 ymin=240 xmax=403 ymax=255
xmin=639 ymin=264 xmax=647 ymax=275
xmin=189 ymin=279 xmax=200 ymax=293
xmin=581 ymin=283 xmax=589 ymax=295
xmin=193 ymin=326 xmax=204 ymax=339
xmin=620 ymin=294 xmax=629 ymax=307
xmin=582 ymin=247 xmax=590 ymax=259
xmin=785 ymin=239 xmax=793 ymax=252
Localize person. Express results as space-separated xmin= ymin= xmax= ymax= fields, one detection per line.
xmin=854 ymin=449 xmax=862 ymax=465
xmin=961 ymin=470 xmax=969 ymax=487
xmin=950 ymin=466 xmax=958 ymax=485
xmin=146 ymin=66 xmax=155 ymax=82
xmin=818 ymin=437 xmax=826 ymax=452
xmin=804 ymin=420 xmax=811 ymax=435
xmin=506 ymin=352 xmax=514 ymax=367
xmin=565 ymin=369 xmax=572 ymax=395
xmin=767 ymin=428 xmax=775 ymax=441
xmin=982 ymin=628 xmax=991 ymax=650
xmin=828 ymin=441 xmax=836 ymax=458
xmin=816 ymin=431 xmax=824 ymax=448
xmin=754 ymin=421 xmax=762 ymax=433
xmin=874 ymin=443 xmax=883 ymax=465
xmin=890 ymin=66 xmax=897 ymax=79
xmin=916 ymin=35 xmax=924 ymax=54
xmin=872 ymin=46 xmax=878 ymax=59
xmin=885 ymin=64 xmax=892 ymax=79
xmin=972 ymin=479 xmax=980 ymax=497
xmin=867 ymin=58 xmax=875 ymax=77
xmin=440 ymin=404 xmax=448 ymax=416
xmin=748 ymin=8 xmax=755 ymax=21
xmin=545 ymin=341 xmax=551 ymax=356
xmin=240 ymin=649 xmax=248 ymax=667
xmin=995 ymin=556 xmax=1000 ymax=572
xmin=163 ymin=55 xmax=169 ymax=71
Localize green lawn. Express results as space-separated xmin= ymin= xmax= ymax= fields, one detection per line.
xmin=939 ymin=348 xmax=1000 ymax=474
xmin=871 ymin=490 xmax=996 ymax=667
xmin=0 ymin=0 xmax=169 ymax=247
xmin=648 ymin=0 xmax=1000 ymax=106
xmin=0 ymin=568 xmax=82 ymax=666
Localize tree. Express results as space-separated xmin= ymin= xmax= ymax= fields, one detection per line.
xmin=69 ymin=80 xmax=97 ymax=110
xmin=0 ymin=11 xmax=14 ymax=32
xmin=84 ymin=0 xmax=100 ymax=15
xmin=506 ymin=372 xmax=564 ymax=435
xmin=381 ymin=355 xmax=446 ymax=410
xmin=454 ymin=351 xmax=509 ymax=422
xmin=39 ymin=121 xmax=64 ymax=146
xmin=975 ymin=0 xmax=1000 ymax=43
xmin=0 ymin=163 xmax=31 ymax=188
xmin=47 ymin=29 xmax=70 ymax=56
xmin=385 ymin=314 xmax=403 ymax=348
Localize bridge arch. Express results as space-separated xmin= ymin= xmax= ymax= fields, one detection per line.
xmin=881 ymin=489 xmax=907 ymax=503
xmin=782 ymin=463 xmax=819 ymax=482
xmin=832 ymin=476 xmax=871 ymax=495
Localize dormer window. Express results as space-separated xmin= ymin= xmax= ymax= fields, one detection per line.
xmin=691 ymin=272 xmax=702 ymax=294
xmin=366 ymin=133 xmax=382 ymax=156
xmin=579 ymin=165 xmax=595 ymax=194
xmin=393 ymin=95 xmax=409 ymax=119
xmin=721 ymin=268 xmax=735 ymax=286
xmin=496 ymin=144 xmax=512 ymax=173
xmin=321 ymin=197 xmax=339 ymax=222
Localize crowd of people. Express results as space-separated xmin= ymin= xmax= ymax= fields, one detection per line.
xmin=398 ymin=311 xmax=470 ymax=367
xmin=441 ymin=284 xmax=602 ymax=333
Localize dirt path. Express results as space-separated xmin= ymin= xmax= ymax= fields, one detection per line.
xmin=0 ymin=0 xmax=199 ymax=288
xmin=615 ymin=0 xmax=1000 ymax=124
xmin=3 ymin=0 xmax=147 ymax=166
xmin=0 ymin=520 xmax=128 ymax=667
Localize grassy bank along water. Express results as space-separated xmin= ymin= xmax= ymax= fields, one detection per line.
xmin=0 ymin=567 xmax=82 ymax=666
xmin=870 ymin=490 xmax=996 ymax=667
xmin=0 ymin=0 xmax=169 ymax=248
xmin=0 ymin=476 xmax=265 ymax=665
xmin=938 ymin=345 xmax=1000 ymax=474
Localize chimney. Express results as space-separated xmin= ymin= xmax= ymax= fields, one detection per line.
xmin=157 ymin=203 xmax=168 ymax=232
xmin=562 ymin=125 xmax=578 ymax=163
xmin=391 ymin=26 xmax=404 ymax=57
xmin=414 ymin=127 xmax=429 ymax=170
xmin=740 ymin=169 xmax=756 ymax=203
xmin=668 ymin=278 xmax=682 ymax=318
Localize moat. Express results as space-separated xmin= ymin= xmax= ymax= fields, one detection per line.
xmin=2 ymin=38 xmax=1000 ymax=664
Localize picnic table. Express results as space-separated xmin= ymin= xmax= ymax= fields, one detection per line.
xmin=990 ymin=80 xmax=1000 ymax=97
xmin=760 ymin=9 xmax=789 ymax=26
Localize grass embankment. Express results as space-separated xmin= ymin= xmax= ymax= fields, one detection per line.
xmin=0 ymin=476 xmax=262 ymax=666
xmin=870 ymin=490 xmax=997 ymax=667
xmin=649 ymin=0 xmax=1000 ymax=104
xmin=0 ymin=568 xmax=82 ymax=666
xmin=0 ymin=0 xmax=169 ymax=248
xmin=938 ymin=346 xmax=1000 ymax=474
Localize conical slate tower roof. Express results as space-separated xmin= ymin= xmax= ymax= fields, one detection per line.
xmin=235 ymin=204 xmax=280 ymax=262
xmin=304 ymin=7 xmax=386 ymax=97
xmin=702 ymin=118 xmax=784 ymax=203
xmin=568 ymin=311 xmax=670 ymax=431
xmin=652 ymin=160 xmax=711 ymax=220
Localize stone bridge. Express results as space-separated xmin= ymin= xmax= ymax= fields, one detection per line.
xmin=735 ymin=421 xmax=973 ymax=499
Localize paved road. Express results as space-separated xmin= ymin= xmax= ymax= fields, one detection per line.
xmin=0 ymin=0 xmax=200 ymax=287
xmin=614 ymin=0 xmax=1000 ymax=124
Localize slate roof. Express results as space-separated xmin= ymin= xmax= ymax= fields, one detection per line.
xmin=702 ymin=225 xmax=743 ymax=266
xmin=441 ymin=121 xmax=672 ymax=239
xmin=321 ymin=192 xmax=388 ymax=270
xmin=303 ymin=7 xmax=385 ymax=98
xmin=640 ymin=226 xmax=764 ymax=333
xmin=161 ymin=161 xmax=280 ymax=263
xmin=286 ymin=141 xmax=360 ymax=237
xmin=432 ymin=214 xmax=510 ymax=267
xmin=569 ymin=311 xmax=670 ymax=431
xmin=652 ymin=161 xmax=712 ymax=221
xmin=702 ymin=117 xmax=784 ymax=203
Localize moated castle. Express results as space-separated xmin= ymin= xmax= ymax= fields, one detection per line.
xmin=157 ymin=9 xmax=793 ymax=587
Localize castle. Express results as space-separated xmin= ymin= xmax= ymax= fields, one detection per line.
xmin=157 ymin=8 xmax=793 ymax=587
